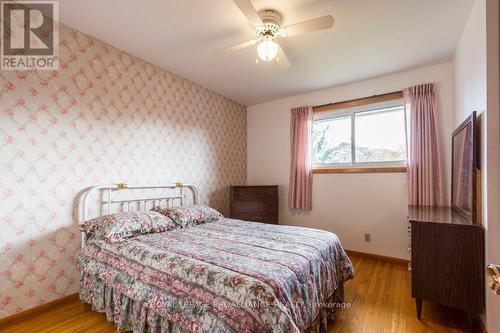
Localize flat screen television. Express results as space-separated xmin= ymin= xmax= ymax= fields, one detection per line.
xmin=451 ymin=111 xmax=479 ymax=223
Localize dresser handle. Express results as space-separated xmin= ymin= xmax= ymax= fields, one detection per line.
xmin=408 ymin=263 xmax=412 ymax=271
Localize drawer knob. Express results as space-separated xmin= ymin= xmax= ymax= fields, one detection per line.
xmin=487 ymin=264 xmax=500 ymax=295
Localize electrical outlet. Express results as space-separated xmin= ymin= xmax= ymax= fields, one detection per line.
xmin=364 ymin=233 xmax=371 ymax=242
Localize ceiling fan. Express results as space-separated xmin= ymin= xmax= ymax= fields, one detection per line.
xmin=221 ymin=0 xmax=335 ymax=68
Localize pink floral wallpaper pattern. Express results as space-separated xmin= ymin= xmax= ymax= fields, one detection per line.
xmin=0 ymin=24 xmax=247 ymax=318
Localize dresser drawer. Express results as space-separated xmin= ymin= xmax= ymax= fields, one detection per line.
xmin=231 ymin=186 xmax=278 ymax=202
xmin=233 ymin=212 xmax=277 ymax=224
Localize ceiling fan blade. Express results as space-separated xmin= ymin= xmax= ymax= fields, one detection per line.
xmin=232 ymin=0 xmax=263 ymax=26
xmin=276 ymin=45 xmax=291 ymax=68
xmin=283 ymin=15 xmax=334 ymax=37
xmin=219 ymin=39 xmax=260 ymax=53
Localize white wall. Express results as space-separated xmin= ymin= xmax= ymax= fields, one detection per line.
xmin=454 ymin=0 xmax=487 ymax=126
xmin=247 ymin=62 xmax=454 ymax=260
xmin=454 ymin=0 xmax=500 ymax=331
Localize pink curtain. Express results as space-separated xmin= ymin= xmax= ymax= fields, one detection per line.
xmin=404 ymin=83 xmax=445 ymax=206
xmin=288 ymin=106 xmax=313 ymax=210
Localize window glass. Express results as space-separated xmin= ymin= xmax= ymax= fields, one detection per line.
xmin=312 ymin=116 xmax=351 ymax=164
xmin=312 ymin=102 xmax=407 ymax=168
xmin=354 ymin=106 xmax=407 ymax=163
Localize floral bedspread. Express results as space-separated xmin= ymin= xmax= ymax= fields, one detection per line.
xmin=78 ymin=218 xmax=354 ymax=333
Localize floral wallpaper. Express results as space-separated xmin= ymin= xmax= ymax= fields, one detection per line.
xmin=0 ymin=24 xmax=247 ymax=318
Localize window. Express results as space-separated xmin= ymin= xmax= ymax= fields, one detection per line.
xmin=312 ymin=97 xmax=407 ymax=172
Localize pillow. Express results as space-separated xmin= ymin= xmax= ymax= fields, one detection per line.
xmin=152 ymin=205 xmax=223 ymax=227
xmin=81 ymin=211 xmax=179 ymax=243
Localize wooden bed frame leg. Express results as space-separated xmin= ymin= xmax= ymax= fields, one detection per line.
xmin=416 ymin=299 xmax=422 ymax=320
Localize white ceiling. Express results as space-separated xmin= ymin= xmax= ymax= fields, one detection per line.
xmin=59 ymin=0 xmax=475 ymax=106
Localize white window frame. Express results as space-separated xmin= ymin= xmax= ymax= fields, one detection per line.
xmin=312 ymin=99 xmax=408 ymax=170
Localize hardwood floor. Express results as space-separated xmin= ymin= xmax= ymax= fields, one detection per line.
xmin=331 ymin=256 xmax=475 ymax=333
xmin=0 ymin=255 xmax=476 ymax=333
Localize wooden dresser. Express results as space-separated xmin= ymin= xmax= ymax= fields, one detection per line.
xmin=229 ymin=185 xmax=278 ymax=224
xmin=408 ymin=205 xmax=484 ymax=323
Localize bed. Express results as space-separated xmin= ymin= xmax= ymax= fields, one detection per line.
xmin=77 ymin=183 xmax=354 ymax=333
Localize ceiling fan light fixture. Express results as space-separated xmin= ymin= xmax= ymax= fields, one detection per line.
xmin=224 ymin=1 xmax=335 ymax=68
xmin=257 ymin=40 xmax=278 ymax=61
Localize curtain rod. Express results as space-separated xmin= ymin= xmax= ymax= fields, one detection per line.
xmin=313 ymin=90 xmax=403 ymax=110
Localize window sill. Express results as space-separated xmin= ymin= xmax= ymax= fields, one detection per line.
xmin=313 ymin=166 xmax=407 ymax=174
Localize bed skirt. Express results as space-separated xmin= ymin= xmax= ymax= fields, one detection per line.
xmin=80 ymin=272 xmax=345 ymax=333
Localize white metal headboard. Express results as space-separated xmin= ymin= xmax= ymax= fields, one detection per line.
xmin=77 ymin=182 xmax=198 ymax=248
